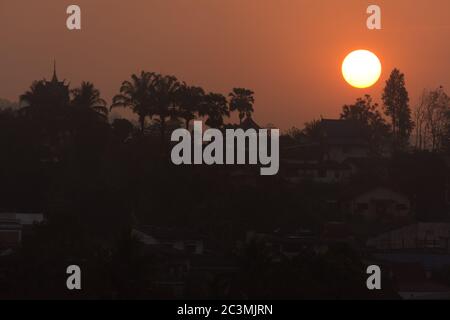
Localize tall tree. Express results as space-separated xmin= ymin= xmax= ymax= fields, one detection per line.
xmin=199 ymin=93 xmax=230 ymax=128
xmin=20 ymin=80 xmax=69 ymax=115
xmin=444 ymin=109 xmax=450 ymax=153
xmin=111 ymin=71 xmax=157 ymax=133
xmin=150 ymin=74 xmax=181 ymax=142
xmin=19 ymin=78 xmax=71 ymax=154
xmin=20 ymin=81 xmax=50 ymax=116
xmin=229 ymin=88 xmax=255 ymax=125
xmin=414 ymin=86 xmax=450 ymax=151
xmin=176 ymin=83 xmax=205 ymax=129
xmin=71 ymin=81 xmax=108 ymax=119
xmin=382 ymin=69 xmax=414 ymax=149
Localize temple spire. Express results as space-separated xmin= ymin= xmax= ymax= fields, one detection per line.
xmin=52 ymin=59 xmax=58 ymax=82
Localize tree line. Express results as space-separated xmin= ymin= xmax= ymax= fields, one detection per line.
xmin=112 ymin=72 xmax=256 ymax=133
xmin=11 ymin=71 xmax=259 ymax=154
xmin=289 ymin=68 xmax=450 ymax=155
xmin=2 ymin=67 xmax=450 ymax=156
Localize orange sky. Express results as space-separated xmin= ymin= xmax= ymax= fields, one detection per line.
xmin=1 ymin=0 xmax=449 ymax=130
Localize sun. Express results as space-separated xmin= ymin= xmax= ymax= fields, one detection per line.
xmin=342 ymin=50 xmax=382 ymax=88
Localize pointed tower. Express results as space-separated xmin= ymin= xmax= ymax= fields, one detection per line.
xmin=43 ymin=60 xmax=70 ymax=106
xmin=51 ymin=59 xmax=58 ymax=83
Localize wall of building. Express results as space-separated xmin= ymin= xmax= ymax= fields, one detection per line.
xmin=350 ymin=188 xmax=410 ymax=219
xmin=368 ymin=223 xmax=450 ymax=251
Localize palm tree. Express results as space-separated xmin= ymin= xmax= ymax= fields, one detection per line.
xmin=20 ymin=81 xmax=46 ymax=120
xmin=20 ymin=81 xmax=47 ymax=109
xmin=20 ymin=80 xmax=67 ymax=117
xmin=151 ymin=74 xmax=181 ymax=141
xmin=111 ymin=71 xmax=157 ymax=133
xmin=19 ymin=79 xmax=71 ymax=158
xmin=229 ymin=88 xmax=255 ymax=125
xmin=71 ymin=81 xmax=108 ymax=119
xmin=199 ymin=93 xmax=230 ymax=129
xmin=176 ymin=83 xmax=205 ymax=129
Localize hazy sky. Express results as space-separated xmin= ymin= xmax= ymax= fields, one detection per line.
xmin=1 ymin=0 xmax=449 ymax=129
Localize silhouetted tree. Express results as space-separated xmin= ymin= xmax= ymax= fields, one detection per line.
xmin=19 ymin=77 xmax=72 ymax=159
xmin=341 ymin=95 xmax=390 ymax=155
xmin=414 ymin=86 xmax=450 ymax=152
xmin=302 ymin=119 xmax=323 ymax=142
xmin=0 ymin=98 xmax=19 ymax=110
xmin=111 ymin=71 xmax=157 ymax=133
xmin=285 ymin=127 xmax=306 ymax=145
xmin=229 ymin=88 xmax=255 ymax=124
xmin=151 ymin=75 xmax=181 ymax=143
xmin=199 ymin=93 xmax=229 ymax=128
xmin=71 ymin=81 xmax=108 ymax=119
xmin=20 ymin=81 xmax=42 ymax=109
xmin=382 ymin=69 xmax=414 ymax=150
xmin=444 ymin=109 xmax=450 ymax=153
xmin=20 ymin=67 xmax=70 ymax=113
xmin=176 ymin=83 xmax=205 ymax=129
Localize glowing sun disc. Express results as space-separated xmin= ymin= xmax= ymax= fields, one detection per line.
xmin=342 ymin=50 xmax=382 ymax=88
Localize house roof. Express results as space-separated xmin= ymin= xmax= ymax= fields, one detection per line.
xmin=339 ymin=185 xmax=408 ymax=201
xmin=320 ymin=119 xmax=368 ymax=146
xmin=321 ymin=119 xmax=362 ymax=136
